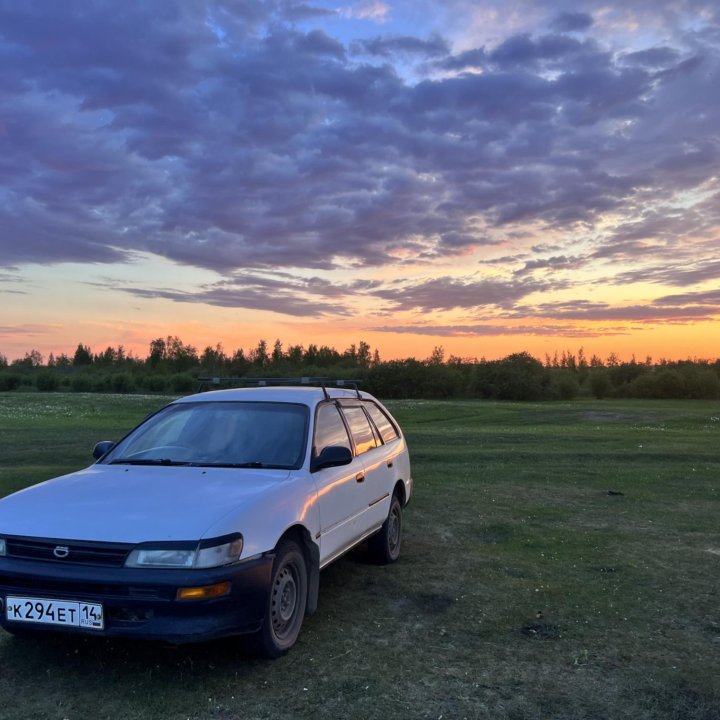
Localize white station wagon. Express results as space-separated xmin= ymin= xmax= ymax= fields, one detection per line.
xmin=0 ymin=382 xmax=412 ymax=656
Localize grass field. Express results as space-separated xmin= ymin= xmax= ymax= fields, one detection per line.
xmin=0 ymin=393 xmax=719 ymax=720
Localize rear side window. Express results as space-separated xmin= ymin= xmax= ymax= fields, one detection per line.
xmin=364 ymin=402 xmax=399 ymax=443
xmin=341 ymin=406 xmax=378 ymax=456
xmin=314 ymin=403 xmax=352 ymax=455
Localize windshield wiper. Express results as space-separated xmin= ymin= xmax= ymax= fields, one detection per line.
xmin=109 ymin=458 xmax=193 ymax=466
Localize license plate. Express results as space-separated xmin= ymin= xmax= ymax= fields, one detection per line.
xmin=5 ymin=596 xmax=104 ymax=630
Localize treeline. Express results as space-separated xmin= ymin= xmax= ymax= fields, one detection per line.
xmin=1 ymin=338 xmax=719 ymax=400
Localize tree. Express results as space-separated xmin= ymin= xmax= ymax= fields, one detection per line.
xmin=23 ymin=349 xmax=44 ymax=367
xmin=95 ymin=346 xmax=117 ymax=366
xmin=250 ymin=339 xmax=269 ymax=367
xmin=148 ymin=337 xmax=167 ymax=368
xmin=73 ymin=343 xmax=93 ymax=366
xmin=357 ymin=341 xmax=372 ymax=368
xmin=427 ymin=346 xmax=445 ymax=365
xmin=200 ymin=343 xmax=227 ymax=370
xmin=54 ymin=353 xmax=71 ymax=368
xmin=271 ymin=339 xmax=284 ymax=366
xmin=286 ymin=345 xmax=304 ymax=367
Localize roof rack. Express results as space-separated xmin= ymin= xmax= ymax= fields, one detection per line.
xmin=196 ymin=377 xmax=363 ymax=400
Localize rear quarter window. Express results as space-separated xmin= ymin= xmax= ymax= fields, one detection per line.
xmin=364 ymin=402 xmax=399 ymax=443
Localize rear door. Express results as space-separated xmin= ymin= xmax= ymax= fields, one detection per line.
xmin=311 ymin=402 xmax=367 ymax=566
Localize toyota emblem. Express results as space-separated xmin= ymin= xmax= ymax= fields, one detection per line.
xmin=53 ymin=545 xmax=70 ymax=559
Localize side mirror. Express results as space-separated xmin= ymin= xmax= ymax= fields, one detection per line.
xmin=312 ymin=445 xmax=353 ymax=471
xmin=93 ymin=440 xmax=115 ymax=460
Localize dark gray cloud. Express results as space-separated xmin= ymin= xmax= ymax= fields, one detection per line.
xmin=551 ymin=12 xmax=594 ymax=33
xmin=511 ymin=300 xmax=718 ymax=322
xmin=0 ymin=0 xmax=718 ymax=331
xmin=374 ymin=276 xmax=554 ymax=312
xmin=352 ymin=34 xmax=449 ymax=58
xmin=621 ymin=47 xmax=681 ymax=67
xmin=103 ymin=271 xmax=358 ymax=317
xmin=278 ymin=2 xmax=337 ymax=22
xmin=654 ymin=288 xmax=720 ymax=305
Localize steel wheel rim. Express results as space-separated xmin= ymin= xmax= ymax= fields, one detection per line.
xmin=271 ymin=564 xmax=299 ymax=638
xmin=388 ymin=504 xmax=401 ymax=556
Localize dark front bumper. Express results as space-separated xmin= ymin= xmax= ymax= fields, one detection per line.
xmin=0 ymin=554 xmax=273 ymax=643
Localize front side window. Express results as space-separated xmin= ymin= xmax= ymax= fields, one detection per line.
xmin=103 ymin=402 xmax=309 ymax=469
xmin=313 ymin=403 xmax=352 ymax=456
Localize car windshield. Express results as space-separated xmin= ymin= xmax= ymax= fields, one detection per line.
xmin=103 ymin=401 xmax=309 ymax=470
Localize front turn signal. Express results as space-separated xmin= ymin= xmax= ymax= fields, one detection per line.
xmin=176 ymin=581 xmax=232 ymax=601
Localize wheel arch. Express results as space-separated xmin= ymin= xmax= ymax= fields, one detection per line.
xmin=277 ymin=524 xmax=320 ymax=616
xmin=393 ymin=479 xmax=407 ymax=505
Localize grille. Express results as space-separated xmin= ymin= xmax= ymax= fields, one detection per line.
xmin=6 ymin=537 xmax=132 ymax=568
xmin=0 ymin=573 xmax=167 ymax=600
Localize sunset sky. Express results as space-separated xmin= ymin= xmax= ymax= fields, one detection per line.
xmin=1 ymin=0 xmax=719 ymax=363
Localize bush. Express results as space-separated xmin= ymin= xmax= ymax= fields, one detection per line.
xmin=142 ymin=374 xmax=170 ymax=392
xmin=0 ymin=373 xmax=22 ymax=391
xmin=479 ymin=353 xmax=549 ymax=401
xmin=550 ymin=370 xmax=580 ymax=400
xmin=632 ymin=370 xmax=686 ymax=399
xmin=588 ymin=369 xmax=611 ymax=399
xmin=170 ymin=373 xmax=195 ymax=393
xmin=696 ymin=369 xmax=720 ymax=399
xmin=35 ymin=372 xmax=59 ymax=392
xmin=71 ymin=375 xmax=93 ymax=393
xmin=111 ymin=373 xmax=133 ymax=394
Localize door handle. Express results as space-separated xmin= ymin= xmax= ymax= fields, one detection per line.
xmin=355 ymin=473 xmax=365 ymax=483
xmin=387 ymin=460 xmax=394 ymax=468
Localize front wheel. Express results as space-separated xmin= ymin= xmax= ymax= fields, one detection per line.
xmin=252 ymin=539 xmax=308 ymax=658
xmin=369 ymin=493 xmax=403 ymax=564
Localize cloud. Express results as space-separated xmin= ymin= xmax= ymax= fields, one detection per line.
xmin=0 ymin=0 xmax=718 ymax=339
xmin=104 ymin=271 xmax=357 ymax=317
xmin=511 ymin=299 xmax=719 ymax=323
xmin=277 ymin=2 xmax=337 ymax=22
xmin=0 ymin=324 xmax=59 ymax=337
xmin=369 ymin=323 xmax=627 ymax=338
xmin=551 ymin=12 xmax=594 ymax=33
xmin=374 ymin=275 xmax=553 ymax=312
xmin=341 ymin=2 xmax=390 ymax=22
xmin=620 ymin=47 xmax=681 ymax=67
xmin=352 ymin=34 xmax=450 ymax=58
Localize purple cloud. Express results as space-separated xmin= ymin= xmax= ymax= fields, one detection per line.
xmin=0 ymin=0 xmax=717 ymax=340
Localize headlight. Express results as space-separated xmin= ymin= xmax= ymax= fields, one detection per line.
xmin=196 ymin=536 xmax=244 ymax=569
xmin=0 ymin=538 xmax=6 ymax=556
xmin=125 ymin=534 xmax=243 ymax=569
xmin=125 ymin=547 xmax=195 ymax=568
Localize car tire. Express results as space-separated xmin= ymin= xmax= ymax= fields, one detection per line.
xmin=369 ymin=493 xmax=402 ymax=564
xmin=252 ymin=539 xmax=308 ymax=658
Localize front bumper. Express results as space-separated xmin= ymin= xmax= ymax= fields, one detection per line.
xmin=0 ymin=554 xmax=273 ymax=643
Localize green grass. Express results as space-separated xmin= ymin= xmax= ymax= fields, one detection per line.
xmin=1 ymin=394 xmax=719 ymax=719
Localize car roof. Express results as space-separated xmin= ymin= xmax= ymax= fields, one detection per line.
xmin=173 ymin=385 xmax=373 ymax=407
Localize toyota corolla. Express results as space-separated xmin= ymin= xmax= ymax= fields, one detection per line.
xmin=0 ymin=383 xmax=412 ymax=656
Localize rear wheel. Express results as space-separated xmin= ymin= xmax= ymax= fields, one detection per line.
xmin=252 ymin=539 xmax=308 ymax=657
xmin=369 ymin=493 xmax=402 ymax=564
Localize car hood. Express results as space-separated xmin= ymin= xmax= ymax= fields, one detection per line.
xmin=0 ymin=464 xmax=292 ymax=543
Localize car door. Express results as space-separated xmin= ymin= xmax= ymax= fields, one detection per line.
xmin=358 ymin=400 xmax=404 ymax=528
xmin=311 ymin=402 xmax=368 ymax=566
xmin=337 ymin=404 xmax=388 ymax=529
